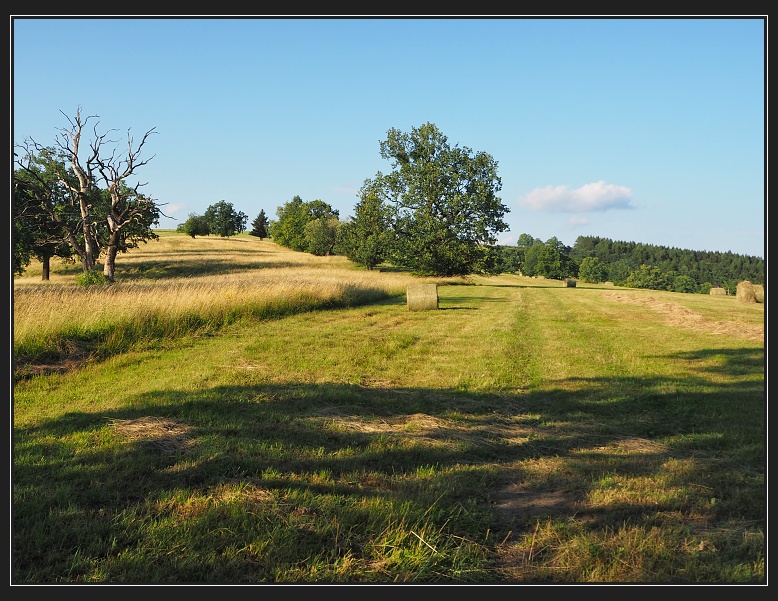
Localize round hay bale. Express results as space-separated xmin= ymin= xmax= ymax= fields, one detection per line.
xmin=407 ymin=283 xmax=438 ymax=311
xmin=709 ymin=287 xmax=726 ymax=296
xmin=753 ymin=284 xmax=764 ymax=303
xmin=604 ymin=281 xmax=614 ymax=286
xmin=736 ymin=280 xmax=757 ymax=303
xmin=564 ymin=278 xmax=577 ymax=287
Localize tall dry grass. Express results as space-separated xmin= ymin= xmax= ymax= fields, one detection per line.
xmin=13 ymin=232 xmax=457 ymax=366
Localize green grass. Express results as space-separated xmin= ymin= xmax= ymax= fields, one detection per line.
xmin=12 ymin=234 xmax=765 ymax=583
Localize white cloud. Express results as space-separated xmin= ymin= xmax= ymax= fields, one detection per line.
xmin=569 ymin=216 xmax=589 ymax=225
xmin=518 ymin=180 xmax=635 ymax=212
xmin=333 ymin=182 xmax=358 ymax=194
xmin=163 ymin=203 xmax=187 ymax=217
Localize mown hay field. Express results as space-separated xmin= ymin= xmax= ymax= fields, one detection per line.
xmin=12 ymin=232 xmax=765 ymax=584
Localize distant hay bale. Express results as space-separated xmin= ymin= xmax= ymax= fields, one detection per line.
xmin=709 ymin=287 xmax=726 ymax=296
xmin=736 ymin=280 xmax=757 ymax=303
xmin=564 ymin=278 xmax=577 ymax=287
xmin=407 ymin=283 xmax=438 ymax=311
xmin=604 ymin=281 xmax=614 ymax=286
xmin=753 ymin=284 xmax=764 ymax=303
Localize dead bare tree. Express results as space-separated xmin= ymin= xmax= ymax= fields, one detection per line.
xmin=90 ymin=120 xmax=158 ymax=281
xmin=15 ymin=107 xmax=162 ymax=281
xmin=52 ymin=108 xmax=104 ymax=272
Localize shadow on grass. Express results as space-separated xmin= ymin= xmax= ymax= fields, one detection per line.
xmin=13 ymin=345 xmax=765 ymax=581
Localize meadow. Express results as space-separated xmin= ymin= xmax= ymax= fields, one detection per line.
xmin=12 ymin=232 xmax=766 ymax=584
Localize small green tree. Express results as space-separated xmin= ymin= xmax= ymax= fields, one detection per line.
xmin=516 ymin=233 xmax=540 ymax=248
xmin=521 ymin=242 xmax=577 ymax=279
xmin=672 ymin=274 xmax=698 ymax=294
xmin=608 ymin=259 xmax=633 ymax=286
xmin=177 ymin=213 xmax=211 ymax=238
xmin=270 ymin=196 xmax=308 ymax=250
xmin=699 ymin=282 xmax=714 ymax=294
xmin=249 ymin=209 xmax=269 ymax=240
xmin=204 ymin=200 xmax=248 ymax=237
xmin=623 ymin=264 xmax=671 ymax=290
xmin=520 ymin=242 xmax=541 ymax=277
xmin=304 ymin=217 xmax=341 ymax=256
xmin=338 ymin=180 xmax=394 ymax=270
xmin=578 ymin=256 xmax=607 ymax=283
xmin=497 ymin=246 xmax=524 ymax=274
xmin=270 ymin=196 xmax=339 ymax=253
xmin=535 ymin=244 xmax=564 ymax=279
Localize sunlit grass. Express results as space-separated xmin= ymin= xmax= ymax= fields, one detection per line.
xmin=12 ymin=232 xmax=765 ymax=583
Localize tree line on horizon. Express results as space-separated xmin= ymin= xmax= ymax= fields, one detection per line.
xmin=496 ymin=235 xmax=763 ymax=295
xmin=254 ymin=198 xmax=763 ymax=296
xmin=13 ymin=111 xmax=763 ymax=296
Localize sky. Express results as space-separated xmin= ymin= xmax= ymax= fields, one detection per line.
xmin=11 ymin=16 xmax=766 ymax=258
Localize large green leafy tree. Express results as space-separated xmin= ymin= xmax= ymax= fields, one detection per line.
xmin=249 ymin=209 xmax=269 ymax=240
xmin=366 ymin=122 xmax=509 ymax=276
xmin=338 ymin=179 xmax=394 ymax=270
xmin=533 ymin=244 xmax=564 ymax=279
xmin=204 ymin=200 xmax=248 ymax=237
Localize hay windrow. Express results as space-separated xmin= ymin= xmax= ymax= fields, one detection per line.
xmin=602 ymin=292 xmax=763 ymax=340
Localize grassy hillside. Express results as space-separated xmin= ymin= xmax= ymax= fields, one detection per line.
xmin=12 ymin=232 xmax=765 ymax=584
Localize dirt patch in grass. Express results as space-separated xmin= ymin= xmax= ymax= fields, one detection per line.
xmin=109 ymin=416 xmax=195 ymax=454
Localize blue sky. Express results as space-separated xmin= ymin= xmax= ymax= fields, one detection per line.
xmin=12 ymin=16 xmax=766 ymax=258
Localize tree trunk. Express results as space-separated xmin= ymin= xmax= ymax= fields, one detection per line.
xmin=81 ymin=219 xmax=99 ymax=272
xmin=103 ymin=230 xmax=120 ymax=282
xmin=41 ymin=255 xmax=50 ymax=281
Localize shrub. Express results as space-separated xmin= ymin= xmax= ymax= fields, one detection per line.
xmin=76 ymin=269 xmax=111 ymax=287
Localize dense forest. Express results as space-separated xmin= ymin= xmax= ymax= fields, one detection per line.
xmin=497 ymin=234 xmax=764 ymax=295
